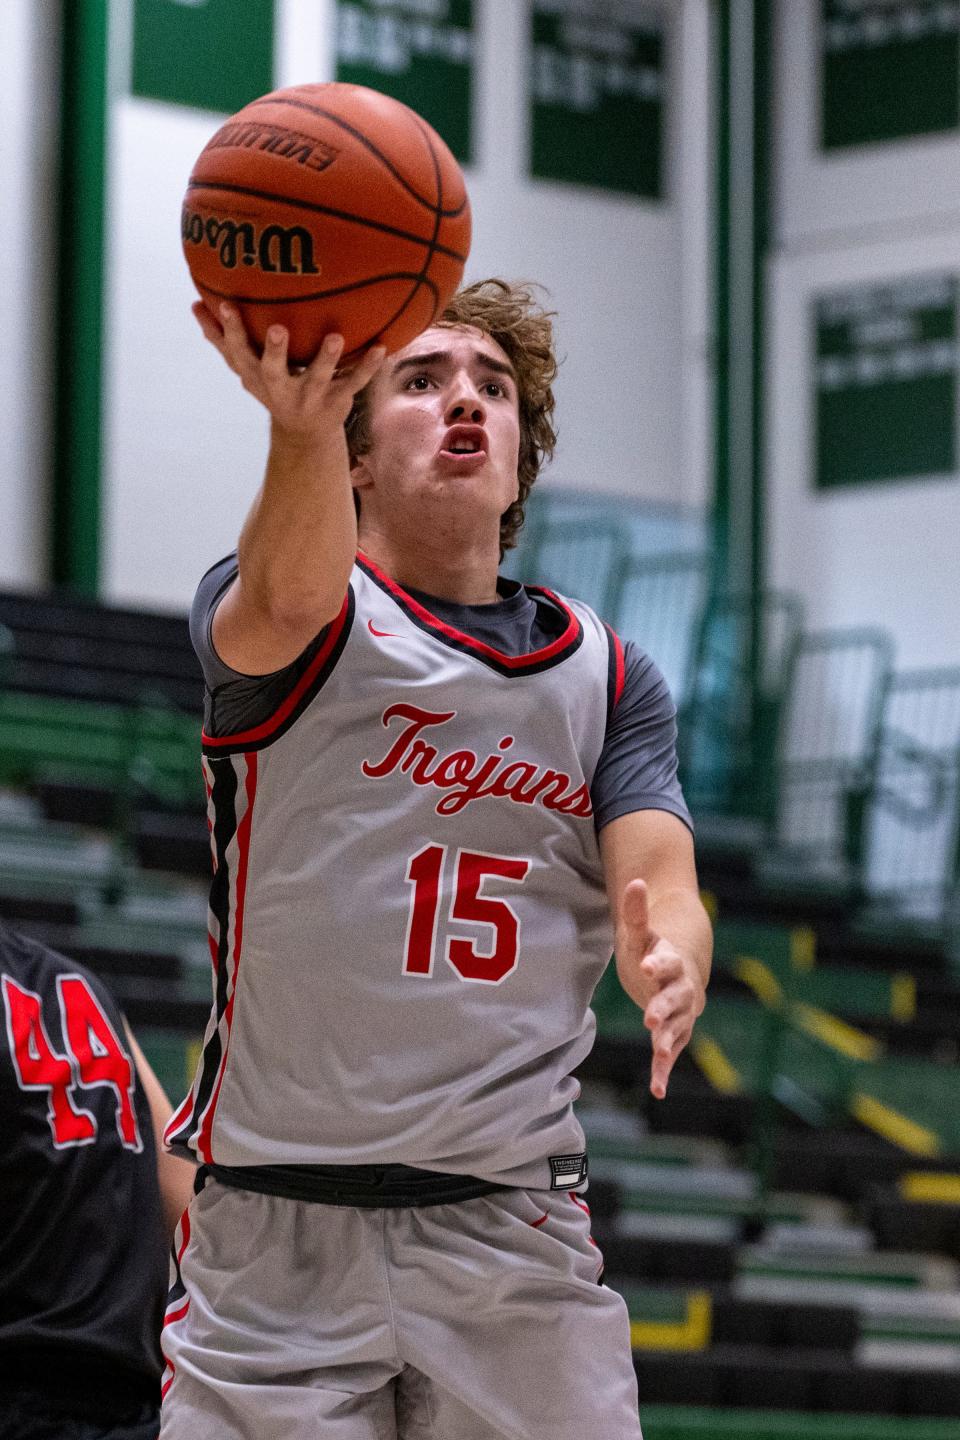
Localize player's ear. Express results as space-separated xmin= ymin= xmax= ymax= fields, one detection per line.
xmin=350 ymin=452 xmax=373 ymax=490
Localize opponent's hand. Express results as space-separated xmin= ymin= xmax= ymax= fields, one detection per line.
xmin=616 ymin=878 xmax=707 ymax=1100
xmin=192 ymin=301 xmax=386 ymax=442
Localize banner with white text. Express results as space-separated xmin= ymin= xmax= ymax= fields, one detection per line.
xmin=529 ymin=0 xmax=665 ymax=197
xmin=815 ymin=274 xmax=958 ymax=489
xmin=335 ymin=0 xmax=474 ymax=162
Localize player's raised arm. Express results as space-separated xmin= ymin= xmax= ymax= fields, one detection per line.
xmin=599 ymin=809 xmax=712 ymax=1100
xmin=194 ymin=301 xmax=385 ymax=676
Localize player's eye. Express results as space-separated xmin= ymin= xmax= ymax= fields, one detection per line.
xmin=404 ymin=373 xmax=434 ymax=391
xmin=483 ymin=380 xmax=508 ymax=398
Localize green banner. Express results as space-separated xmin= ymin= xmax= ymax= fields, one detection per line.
xmin=821 ymin=1 xmax=960 ymax=148
xmin=132 ymin=0 xmax=275 ymax=115
xmin=335 ymin=0 xmax=474 ymax=162
xmin=529 ymin=0 xmax=665 ymax=198
xmin=815 ymin=274 xmax=958 ymax=489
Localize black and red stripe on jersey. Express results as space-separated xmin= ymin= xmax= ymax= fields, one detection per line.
xmin=165 ymin=750 xmax=257 ymax=1162
xmin=356 ymin=551 xmax=585 ymax=677
xmin=201 ymin=589 xmax=355 ymax=757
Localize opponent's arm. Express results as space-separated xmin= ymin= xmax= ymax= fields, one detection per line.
xmin=194 ymin=302 xmax=385 ymax=675
xmin=124 ymin=1025 xmax=197 ymax=1241
xmin=599 ymin=810 xmax=712 ymax=1100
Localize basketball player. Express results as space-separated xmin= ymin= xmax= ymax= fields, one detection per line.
xmin=0 ymin=918 xmax=196 ymax=1440
xmin=160 ymin=279 xmax=712 ymax=1439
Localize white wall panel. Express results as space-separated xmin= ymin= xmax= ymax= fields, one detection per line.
xmin=768 ymin=0 xmax=960 ymax=669
xmin=0 ymin=0 xmax=58 ymax=590
xmin=768 ymin=235 xmax=960 ymax=669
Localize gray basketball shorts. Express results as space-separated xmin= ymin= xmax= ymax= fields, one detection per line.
xmin=159 ymin=1175 xmax=642 ymax=1440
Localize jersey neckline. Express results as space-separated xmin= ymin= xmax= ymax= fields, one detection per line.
xmin=356 ymin=551 xmax=585 ymax=676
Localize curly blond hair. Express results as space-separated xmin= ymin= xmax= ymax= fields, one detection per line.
xmin=346 ymin=279 xmax=558 ymax=556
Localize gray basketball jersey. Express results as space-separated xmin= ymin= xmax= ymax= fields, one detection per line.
xmin=166 ymin=555 xmax=625 ymax=1190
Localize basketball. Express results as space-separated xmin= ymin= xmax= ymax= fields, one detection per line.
xmin=181 ymin=82 xmax=472 ymax=365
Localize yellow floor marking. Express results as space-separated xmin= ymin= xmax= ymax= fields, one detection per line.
xmin=792 ymin=1003 xmax=881 ymax=1062
xmin=691 ymin=1035 xmax=742 ymax=1094
xmin=791 ymin=927 xmax=817 ymax=972
xmin=900 ymin=1171 xmax=960 ymax=1203
xmin=734 ymin=955 xmax=783 ymax=1007
xmin=890 ymin=973 xmax=917 ymax=1023
xmin=631 ymin=1292 xmax=712 ymax=1352
xmin=186 ymin=1039 xmax=203 ymax=1083
xmin=851 ymin=1093 xmax=941 ymax=1157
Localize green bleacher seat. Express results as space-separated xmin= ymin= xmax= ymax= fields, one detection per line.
xmin=639 ymin=1406 xmax=960 ymax=1439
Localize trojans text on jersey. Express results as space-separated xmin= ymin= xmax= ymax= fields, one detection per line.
xmin=361 ymin=703 xmax=593 ymax=818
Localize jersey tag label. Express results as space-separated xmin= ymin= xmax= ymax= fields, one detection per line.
xmin=549 ymin=1152 xmax=588 ymax=1190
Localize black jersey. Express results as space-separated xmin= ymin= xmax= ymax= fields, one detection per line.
xmin=0 ymin=921 xmax=166 ymax=1411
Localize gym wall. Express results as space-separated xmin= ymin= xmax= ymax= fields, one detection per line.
xmin=3 ymin=1 xmax=956 ymax=671
xmin=767 ymin=0 xmax=960 ymax=667
xmin=0 ymin=0 xmax=59 ymax=591
xmin=0 ymin=0 xmax=709 ymax=611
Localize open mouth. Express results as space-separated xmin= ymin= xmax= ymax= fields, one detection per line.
xmin=440 ymin=425 xmax=487 ymax=460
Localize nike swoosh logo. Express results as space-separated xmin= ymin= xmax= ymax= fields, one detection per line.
xmin=368 ymin=619 xmax=401 ymax=639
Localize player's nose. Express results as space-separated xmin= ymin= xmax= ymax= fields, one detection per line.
xmin=444 ymin=373 xmax=486 ymax=426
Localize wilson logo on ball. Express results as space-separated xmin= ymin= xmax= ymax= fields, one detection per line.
xmin=206 ymin=121 xmax=339 ymax=174
xmin=181 ymin=209 xmax=320 ymax=276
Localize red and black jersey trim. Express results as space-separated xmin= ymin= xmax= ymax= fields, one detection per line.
xmin=356 ymin=552 xmax=584 ymax=676
xmin=201 ymin=588 xmax=355 ymax=756
xmin=161 ymin=1191 xmax=201 ymax=1402
xmin=164 ymin=760 xmax=240 ymax=1153
xmin=605 ymin=622 xmax=626 ymax=726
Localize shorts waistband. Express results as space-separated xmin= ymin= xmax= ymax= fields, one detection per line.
xmin=205 ymin=1161 xmax=507 ymax=1208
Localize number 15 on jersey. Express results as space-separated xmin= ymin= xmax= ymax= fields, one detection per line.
xmin=403 ymin=844 xmax=530 ymax=985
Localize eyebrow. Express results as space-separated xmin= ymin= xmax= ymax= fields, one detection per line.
xmin=391 ymin=349 xmax=517 ymax=382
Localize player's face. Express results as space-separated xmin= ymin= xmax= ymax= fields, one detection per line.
xmin=352 ymin=325 xmax=522 ymax=537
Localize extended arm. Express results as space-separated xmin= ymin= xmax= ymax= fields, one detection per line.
xmin=193 ymin=303 xmax=385 ymax=675
xmin=124 ymin=1025 xmax=197 ymax=1242
xmin=599 ymin=809 xmax=712 ymax=1099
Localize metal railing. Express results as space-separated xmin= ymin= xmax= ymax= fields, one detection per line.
xmin=524 ymin=514 xmax=631 ymax=620
xmin=679 ymin=590 xmax=804 ymax=822
xmin=610 ymin=552 xmax=708 ymax=704
xmin=773 ymin=628 xmax=895 ymax=882
xmin=855 ymin=667 xmax=960 ymax=930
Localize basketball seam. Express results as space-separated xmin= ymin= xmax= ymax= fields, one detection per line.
xmin=185 ymin=180 xmax=468 ymax=265
xmin=411 ymin=117 xmax=446 ymax=331
xmin=196 ymin=272 xmax=440 ymax=309
xmin=361 ymin=116 xmax=447 ymax=350
xmin=241 ymin=94 xmax=467 ymax=218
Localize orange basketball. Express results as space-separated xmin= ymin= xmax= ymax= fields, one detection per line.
xmin=182 ymin=82 xmax=471 ymax=365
